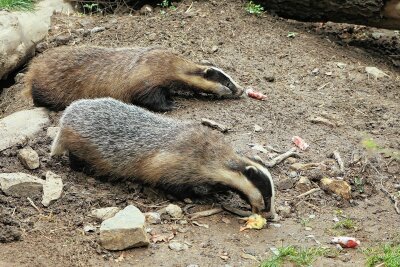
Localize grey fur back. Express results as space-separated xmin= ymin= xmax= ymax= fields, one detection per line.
xmin=60 ymin=98 xmax=191 ymax=164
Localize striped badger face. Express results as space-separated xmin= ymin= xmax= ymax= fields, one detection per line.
xmin=203 ymin=66 xmax=244 ymax=97
xmin=242 ymin=162 xmax=276 ymax=218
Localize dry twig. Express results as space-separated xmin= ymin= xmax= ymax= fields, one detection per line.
xmin=27 ymin=197 xmax=41 ymax=213
xmin=331 ymin=150 xmax=345 ymax=174
xmin=255 ymin=147 xmax=299 ymax=168
xmin=201 ymin=118 xmax=229 ymax=133
xmin=380 ymin=187 xmax=400 ymax=214
xmin=188 ymin=207 xmax=223 ymax=220
xmin=295 ymin=188 xmax=321 ymax=198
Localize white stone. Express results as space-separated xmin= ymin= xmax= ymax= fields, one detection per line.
xmin=165 ymin=204 xmax=183 ymax=218
xmin=144 ymin=212 xmax=161 ymax=224
xmin=0 ymin=108 xmax=49 ymax=151
xmin=17 ymin=146 xmax=40 ymax=170
xmin=365 ymin=66 xmax=390 ymax=79
xmin=41 ymin=171 xmax=63 ymax=207
xmin=46 ymin=127 xmax=60 ymax=140
xmin=90 ymin=207 xmax=121 ymax=222
xmin=100 ymin=205 xmax=149 ymax=250
xmin=0 ymin=172 xmax=43 ymax=197
xmin=0 ymin=0 xmax=73 ymax=79
xmin=254 ymin=124 xmax=263 ymax=132
xmin=168 ymin=241 xmax=189 ymax=251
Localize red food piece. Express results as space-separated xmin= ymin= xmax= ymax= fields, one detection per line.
xmin=292 ymin=136 xmax=309 ymax=150
xmin=246 ymin=88 xmax=267 ymax=100
xmin=331 ymin=236 xmax=360 ymax=248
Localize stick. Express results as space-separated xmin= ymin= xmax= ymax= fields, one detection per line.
xmin=380 ymin=187 xmax=400 ymax=214
xmin=331 ymin=150 xmax=345 ymax=174
xmin=222 ymin=205 xmax=252 ymax=217
xmin=201 ymin=118 xmax=229 ymax=133
xmin=256 ymin=147 xmax=299 ymax=168
xmin=295 ymin=188 xmax=321 ymax=198
xmin=188 ymin=208 xmax=223 ymax=219
xmin=27 ymin=197 xmax=41 ymax=213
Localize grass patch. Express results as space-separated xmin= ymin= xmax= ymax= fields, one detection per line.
xmin=333 ymin=218 xmax=357 ymax=230
xmin=245 ymin=1 xmax=263 ymax=15
xmin=364 ymin=244 xmax=400 ymax=267
xmin=0 ymin=0 xmax=35 ymax=11
xmin=261 ymin=246 xmax=331 ymax=267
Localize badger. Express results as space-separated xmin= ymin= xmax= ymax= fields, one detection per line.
xmin=24 ymin=46 xmax=243 ymax=112
xmin=51 ymin=98 xmax=276 ymax=217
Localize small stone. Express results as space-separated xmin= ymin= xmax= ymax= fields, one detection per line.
xmin=277 ymin=178 xmax=296 ymax=190
xmin=169 ymin=241 xmax=189 ymax=251
xmin=0 ymin=172 xmax=44 ymax=197
xmin=286 ymin=157 xmax=297 ymax=164
xmin=84 ymin=225 xmax=96 ymax=233
xmin=371 ymin=32 xmax=383 ymax=39
xmin=144 ymin=212 xmax=161 ymax=224
xmin=277 ymin=205 xmax=291 ymax=218
xmin=288 ymin=171 xmax=298 ymax=178
xmin=41 ymin=171 xmax=63 ymax=207
xmin=320 ymin=177 xmax=351 ymax=200
xmin=254 ymin=124 xmax=263 ymax=132
xmin=90 ymin=207 xmax=121 ymax=222
xmin=139 ymin=4 xmax=153 ymax=15
xmin=165 ymin=204 xmax=183 ymax=218
xmin=264 ymin=75 xmax=275 ymax=82
xmin=100 ymin=205 xmax=149 ymax=250
xmin=295 ymin=176 xmax=312 ymax=192
xmin=271 ymin=223 xmax=281 ymax=228
xmin=54 ymin=35 xmax=71 ymax=45
xmin=18 ymin=146 xmax=40 ymax=170
xmin=90 ymin=26 xmax=105 ymax=34
xmin=0 ymin=108 xmax=49 ymax=152
xmin=311 ymin=68 xmax=319 ymax=75
xmin=183 ymin=198 xmax=192 ymax=204
xmin=187 ymin=265 xmax=199 ymax=267
xmin=336 ymin=62 xmax=346 ymax=69
xmin=365 ymin=66 xmax=389 ymax=79
xmin=14 ymin=73 xmax=25 ymax=84
xmin=211 ymin=45 xmax=219 ymax=53
xmin=35 ymin=42 xmax=48 ymax=53
xmin=309 ymin=214 xmax=316 ymax=219
xmin=46 ymin=127 xmax=60 ymax=140
xmin=305 ymin=227 xmax=313 ymax=231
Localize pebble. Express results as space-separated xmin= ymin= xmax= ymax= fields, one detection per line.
xmin=276 ymin=178 xmax=296 ymax=190
xmin=277 ymin=205 xmax=291 ymax=218
xmin=295 ymin=176 xmax=312 ymax=192
xmin=100 ymin=205 xmax=149 ymax=250
xmin=90 ymin=207 xmax=121 ymax=222
xmin=169 ymin=241 xmax=189 ymax=251
xmin=365 ymin=66 xmax=389 ymax=79
xmin=17 ymin=146 xmax=40 ymax=170
xmin=0 ymin=108 xmax=49 ymax=151
xmin=165 ymin=204 xmax=183 ymax=218
xmin=288 ymin=171 xmax=298 ymax=178
xmin=305 ymin=227 xmax=313 ymax=231
xmin=254 ymin=124 xmax=263 ymax=132
xmin=0 ymin=172 xmax=44 ymax=197
xmin=211 ymin=45 xmax=219 ymax=53
xmin=41 ymin=171 xmax=63 ymax=207
xmin=84 ymin=225 xmax=96 ymax=233
xmin=144 ymin=212 xmax=161 ymax=224
xmin=54 ymin=34 xmax=71 ymax=45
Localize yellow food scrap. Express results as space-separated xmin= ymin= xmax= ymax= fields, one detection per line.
xmin=239 ymin=214 xmax=267 ymax=231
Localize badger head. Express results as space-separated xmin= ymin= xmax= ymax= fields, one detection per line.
xmin=203 ymin=66 xmax=244 ymax=97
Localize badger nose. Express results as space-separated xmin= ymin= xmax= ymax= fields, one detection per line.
xmin=234 ymin=86 xmax=244 ymax=96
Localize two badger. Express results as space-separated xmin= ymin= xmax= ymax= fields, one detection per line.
xmin=25 ymin=46 xmax=276 ymax=217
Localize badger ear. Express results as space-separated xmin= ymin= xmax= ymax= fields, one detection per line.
xmin=244 ymin=166 xmax=258 ymax=177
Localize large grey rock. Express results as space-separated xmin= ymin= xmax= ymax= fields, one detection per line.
xmin=17 ymin=146 xmax=40 ymax=170
xmin=0 ymin=0 xmax=73 ymax=79
xmin=41 ymin=171 xmax=63 ymax=207
xmin=0 ymin=172 xmax=43 ymax=197
xmin=90 ymin=207 xmax=121 ymax=222
xmin=100 ymin=205 xmax=149 ymax=250
xmin=0 ymin=108 xmax=49 ymax=151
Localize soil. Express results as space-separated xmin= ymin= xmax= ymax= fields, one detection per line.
xmin=0 ymin=1 xmax=399 ymax=266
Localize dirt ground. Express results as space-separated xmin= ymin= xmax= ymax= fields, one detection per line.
xmin=0 ymin=1 xmax=399 ymax=266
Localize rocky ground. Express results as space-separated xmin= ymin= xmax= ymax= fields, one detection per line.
xmin=0 ymin=1 xmax=399 ymax=266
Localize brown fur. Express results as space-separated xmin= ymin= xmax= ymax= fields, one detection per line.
xmin=24 ymin=46 xmax=243 ymax=112
xmin=383 ymin=0 xmax=400 ymax=19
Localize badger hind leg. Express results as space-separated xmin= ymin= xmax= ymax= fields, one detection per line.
xmin=133 ymin=87 xmax=175 ymax=112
